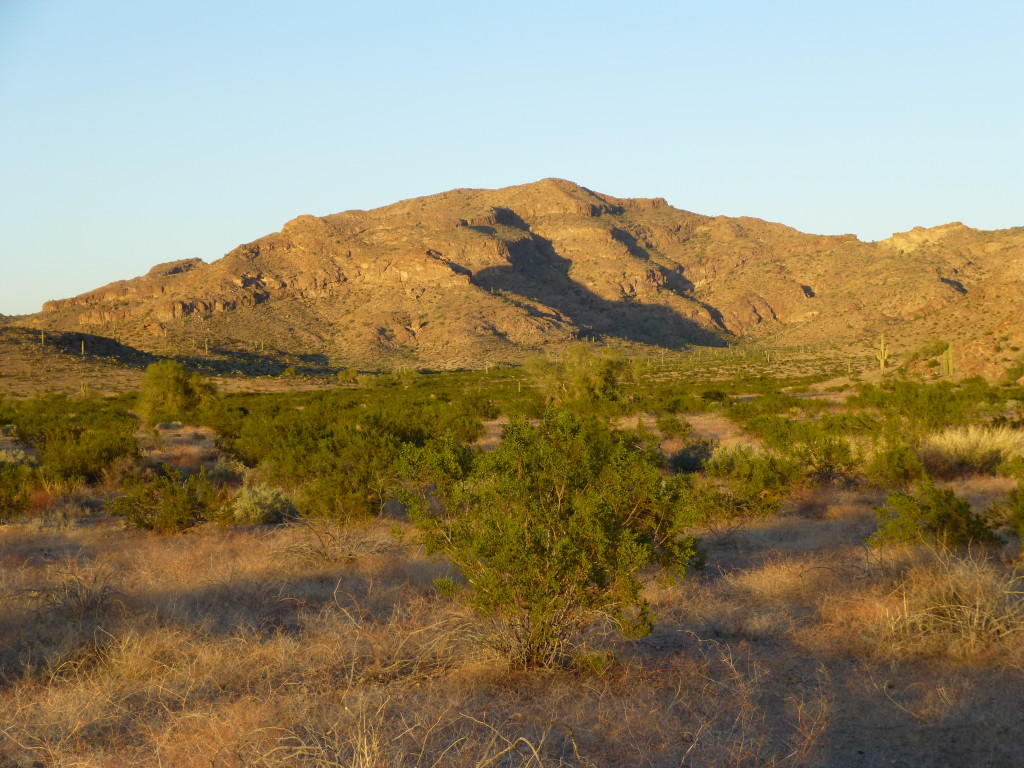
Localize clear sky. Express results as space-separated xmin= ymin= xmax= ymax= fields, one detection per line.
xmin=1 ymin=0 xmax=1021 ymax=315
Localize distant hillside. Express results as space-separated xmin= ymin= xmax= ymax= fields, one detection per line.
xmin=18 ymin=179 xmax=1024 ymax=377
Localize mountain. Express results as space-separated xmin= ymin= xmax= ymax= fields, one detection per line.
xmin=19 ymin=179 xmax=1024 ymax=377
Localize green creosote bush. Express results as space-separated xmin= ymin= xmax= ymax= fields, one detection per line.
xmin=704 ymin=444 xmax=804 ymax=496
xmin=337 ymin=367 xmax=359 ymax=384
xmin=655 ymin=414 xmax=689 ymax=437
xmin=1 ymin=393 xmax=138 ymax=483
xmin=677 ymin=471 xmax=781 ymax=542
xmin=870 ymin=478 xmax=1000 ymax=548
xmin=668 ymin=440 xmax=715 ymax=473
xmin=137 ymin=360 xmax=217 ymax=426
xmin=997 ymin=455 xmax=1024 ymax=480
xmin=107 ymin=467 xmax=221 ymax=533
xmin=0 ymin=461 xmax=33 ymax=522
xmin=41 ymin=428 xmax=137 ymax=483
xmin=787 ymin=434 xmax=861 ymax=482
xmin=988 ymin=483 xmax=1024 ymax=541
xmin=864 ymin=439 xmax=927 ymax=488
xmin=525 ymin=346 xmax=627 ymax=411
xmin=401 ymin=409 xmax=700 ymax=669
xmin=230 ymin=484 xmax=295 ymax=525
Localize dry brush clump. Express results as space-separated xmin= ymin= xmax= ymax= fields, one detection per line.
xmin=879 ymin=551 xmax=1024 ymax=659
xmin=917 ymin=425 xmax=1024 ymax=477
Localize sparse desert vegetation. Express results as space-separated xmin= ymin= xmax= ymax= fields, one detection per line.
xmin=2 ymin=347 xmax=1024 ymax=766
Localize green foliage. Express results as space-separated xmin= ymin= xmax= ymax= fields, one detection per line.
xmin=337 ymin=367 xmax=359 ymax=384
xmin=1004 ymin=359 xmax=1024 ymax=384
xmin=870 ymin=479 xmax=1000 ymax=548
xmin=0 ymin=461 xmax=33 ymax=522
xmin=864 ymin=440 xmax=926 ymax=488
xmin=667 ymin=440 xmax=714 ymax=473
xmin=704 ymin=445 xmax=804 ymax=496
xmin=137 ymin=360 xmax=217 ymax=426
xmin=0 ymin=393 xmax=137 ymax=482
xmin=789 ymin=435 xmax=860 ymax=481
xmin=736 ymin=411 xmax=860 ymax=482
xmin=526 ymin=347 xmax=627 ymax=412
xmin=41 ymin=428 xmax=137 ymax=483
xmin=699 ymin=389 xmax=730 ymax=404
xmin=676 ymin=473 xmax=779 ymax=538
xmin=995 ymin=485 xmax=1024 ymax=540
xmin=403 ymin=409 xmax=698 ymax=668
xmin=654 ymin=414 xmax=689 ymax=437
xmin=206 ymin=384 xmax=494 ymax=521
xmin=918 ymin=339 xmax=950 ymax=360
xmin=848 ymin=380 xmax=1002 ymax=431
xmin=108 ymin=468 xmax=220 ymax=533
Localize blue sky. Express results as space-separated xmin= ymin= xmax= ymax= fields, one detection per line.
xmin=1 ymin=0 xmax=1021 ymax=315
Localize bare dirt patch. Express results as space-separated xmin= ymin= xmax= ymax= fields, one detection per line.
xmin=138 ymin=424 xmax=226 ymax=474
xmin=685 ymin=411 xmax=763 ymax=450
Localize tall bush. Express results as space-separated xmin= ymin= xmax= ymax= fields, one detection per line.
xmin=137 ymin=360 xmax=217 ymax=426
xmin=402 ymin=409 xmax=699 ymax=668
xmin=870 ymin=479 xmax=999 ymax=547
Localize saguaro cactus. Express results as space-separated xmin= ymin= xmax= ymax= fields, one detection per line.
xmin=875 ymin=334 xmax=890 ymax=374
xmin=941 ymin=344 xmax=954 ymax=377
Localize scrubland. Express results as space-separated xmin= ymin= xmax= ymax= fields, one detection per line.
xmin=2 ymin=347 xmax=1024 ymax=767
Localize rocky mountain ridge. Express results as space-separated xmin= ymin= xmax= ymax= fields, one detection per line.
xmin=20 ymin=179 xmax=1024 ymax=377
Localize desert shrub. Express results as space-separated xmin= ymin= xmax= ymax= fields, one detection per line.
xmin=40 ymin=427 xmax=137 ymax=482
xmin=337 ymin=367 xmax=359 ymax=384
xmin=677 ymin=474 xmax=778 ymax=541
xmin=704 ymin=444 xmax=804 ymax=495
xmin=137 ymin=359 xmax=217 ymax=426
xmin=655 ymin=414 xmax=689 ymax=437
xmin=738 ymin=414 xmax=860 ymax=482
xmin=214 ymin=385 xmax=495 ymax=521
xmin=863 ymin=439 xmax=927 ymax=488
xmin=0 ymin=448 xmax=31 ymax=465
xmin=988 ymin=483 xmax=1024 ymax=540
xmin=0 ymin=461 xmax=33 ymax=522
xmin=668 ymin=439 xmax=714 ymax=473
xmin=1 ymin=393 xmax=138 ymax=482
xmin=108 ymin=467 xmax=220 ymax=533
xmin=848 ymin=380 xmax=1002 ymax=431
xmin=403 ymin=409 xmax=699 ymax=668
xmin=870 ymin=479 xmax=1000 ymax=548
xmin=699 ymin=389 xmax=729 ymax=403
xmin=230 ymin=484 xmax=295 ymax=525
xmin=997 ymin=454 xmax=1024 ymax=480
xmin=526 ymin=347 xmax=627 ymax=412
xmin=917 ymin=425 xmax=1024 ymax=477
xmin=787 ymin=434 xmax=861 ymax=482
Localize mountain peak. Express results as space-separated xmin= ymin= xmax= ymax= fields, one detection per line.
xmin=25 ymin=182 xmax=1024 ymax=379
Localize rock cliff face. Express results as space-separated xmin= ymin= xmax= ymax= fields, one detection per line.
xmin=28 ymin=178 xmax=1024 ymax=374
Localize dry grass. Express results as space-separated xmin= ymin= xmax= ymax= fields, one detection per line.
xmin=2 ymin=503 xmax=1024 ymax=767
xmin=879 ymin=551 xmax=1024 ymax=658
xmin=917 ymin=425 xmax=1024 ymax=477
